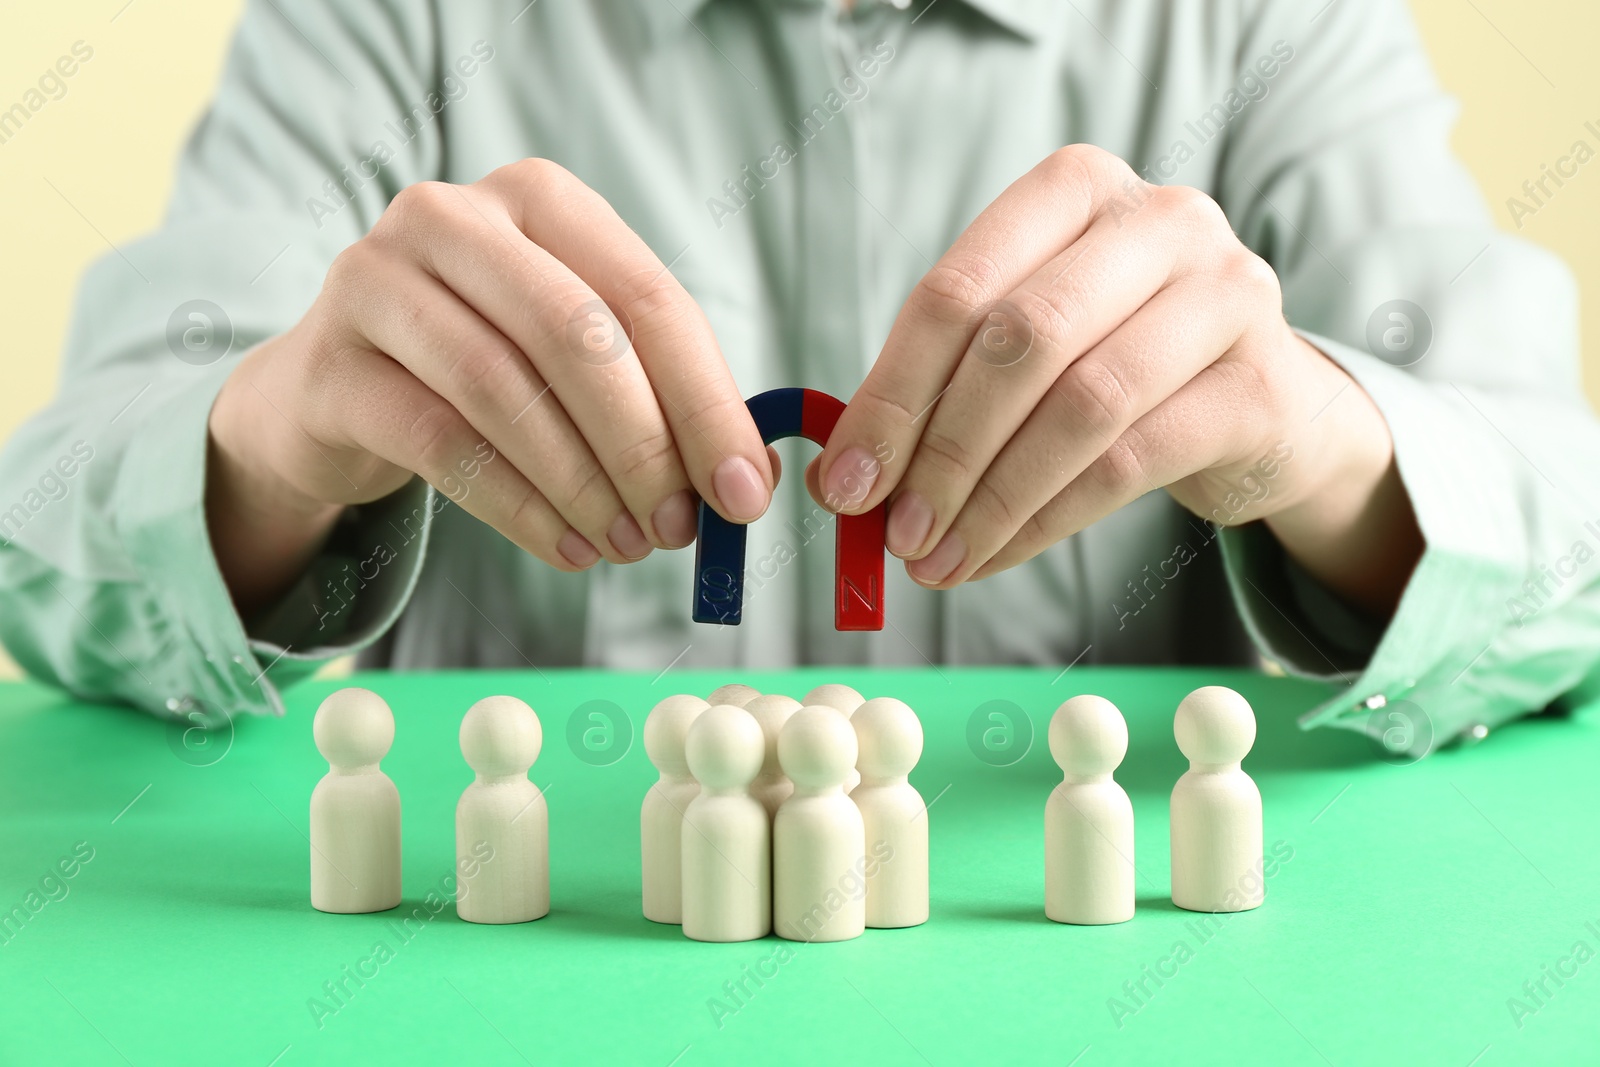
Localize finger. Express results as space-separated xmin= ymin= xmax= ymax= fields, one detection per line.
xmin=483 ymin=160 xmax=775 ymax=524
xmin=334 ymin=245 xmax=652 ymax=564
xmin=904 ymin=275 xmax=1256 ymax=587
xmin=312 ymin=349 xmax=601 ymax=573
xmin=885 ymin=188 xmax=1226 ymax=562
xmin=370 ymin=181 xmax=704 ymax=547
xmin=971 ymin=359 xmax=1266 ymax=581
xmin=816 ymin=145 xmax=1144 ymax=514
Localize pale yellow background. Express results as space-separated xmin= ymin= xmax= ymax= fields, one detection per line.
xmin=0 ymin=1 xmax=1596 ymax=679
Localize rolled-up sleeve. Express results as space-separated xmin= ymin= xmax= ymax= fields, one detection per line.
xmin=0 ymin=0 xmax=443 ymax=721
xmin=1215 ymin=0 xmax=1600 ymax=752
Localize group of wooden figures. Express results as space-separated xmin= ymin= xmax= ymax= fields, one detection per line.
xmin=643 ymin=683 xmax=929 ymax=943
xmin=304 ymin=682 xmax=1264 ymax=930
xmin=302 ymin=681 xmax=930 ymax=936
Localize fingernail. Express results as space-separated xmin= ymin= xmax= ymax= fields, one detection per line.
xmin=886 ymin=492 xmax=934 ymax=558
xmin=557 ymin=529 xmax=601 ymax=569
xmin=607 ymin=512 xmax=653 ymax=560
xmin=823 ymin=447 xmax=880 ymax=512
xmin=651 ymin=490 xmax=698 ymax=548
xmin=909 ymin=531 xmax=966 ymax=586
xmin=713 ymin=456 xmax=768 ymax=522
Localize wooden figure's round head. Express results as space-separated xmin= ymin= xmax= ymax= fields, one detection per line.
xmin=685 ymin=705 xmax=765 ymax=790
xmin=707 ymin=683 xmax=760 ymax=708
xmin=779 ymin=706 xmax=859 ymax=790
xmin=744 ymin=694 xmax=802 ymax=776
xmin=459 ymin=695 xmax=542 ymax=778
xmin=644 ymin=694 xmax=710 ymax=776
xmin=852 ymin=697 xmax=923 ymax=780
xmin=1174 ymin=686 xmax=1256 ymax=765
xmin=313 ymin=688 xmax=394 ymax=768
xmin=1049 ymin=695 xmax=1128 ymax=777
xmin=802 ymin=683 xmax=865 ymax=717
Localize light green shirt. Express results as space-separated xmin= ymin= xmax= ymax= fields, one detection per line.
xmin=4 ymin=0 xmax=1597 ymax=756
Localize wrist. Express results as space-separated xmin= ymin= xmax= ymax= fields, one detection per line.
xmin=1263 ymin=341 xmax=1421 ymax=618
xmin=206 ymin=345 xmax=345 ymax=616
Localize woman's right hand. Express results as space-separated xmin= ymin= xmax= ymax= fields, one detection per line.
xmin=206 ymin=159 xmax=775 ymax=611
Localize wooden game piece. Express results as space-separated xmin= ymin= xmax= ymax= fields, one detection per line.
xmin=708 ymin=683 xmax=761 ymax=708
xmin=455 ymin=695 xmax=549 ymax=924
xmin=744 ymin=693 xmax=802 ymax=818
xmin=802 ymin=684 xmax=865 ymax=715
xmin=641 ymin=694 xmax=709 ymax=924
xmin=851 ymin=697 xmax=928 ymax=928
xmin=1170 ymin=686 xmax=1264 ymax=913
xmin=692 ymin=388 xmax=886 ymax=631
xmin=310 ymin=688 xmax=401 ymax=914
xmin=802 ymin=684 xmax=866 ymax=791
xmin=773 ymin=707 xmax=866 ymax=942
xmin=681 ymin=705 xmax=771 ymax=942
xmin=1044 ymin=695 xmax=1134 ymax=925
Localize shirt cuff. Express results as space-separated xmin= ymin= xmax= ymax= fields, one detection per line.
xmin=112 ymin=364 xmax=435 ymax=722
xmin=1217 ymin=521 xmax=1381 ymax=677
xmin=1220 ymin=330 xmax=1528 ymax=754
xmin=246 ymin=478 xmax=437 ymax=657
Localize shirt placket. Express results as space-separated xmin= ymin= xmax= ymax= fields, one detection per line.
xmin=770 ymin=0 xmax=944 ymax=669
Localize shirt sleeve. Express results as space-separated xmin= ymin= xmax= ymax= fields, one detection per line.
xmin=1213 ymin=0 xmax=1600 ymax=753
xmin=0 ymin=0 xmax=446 ymax=722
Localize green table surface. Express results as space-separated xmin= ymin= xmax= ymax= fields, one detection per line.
xmin=1 ymin=667 xmax=1596 ymax=1066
